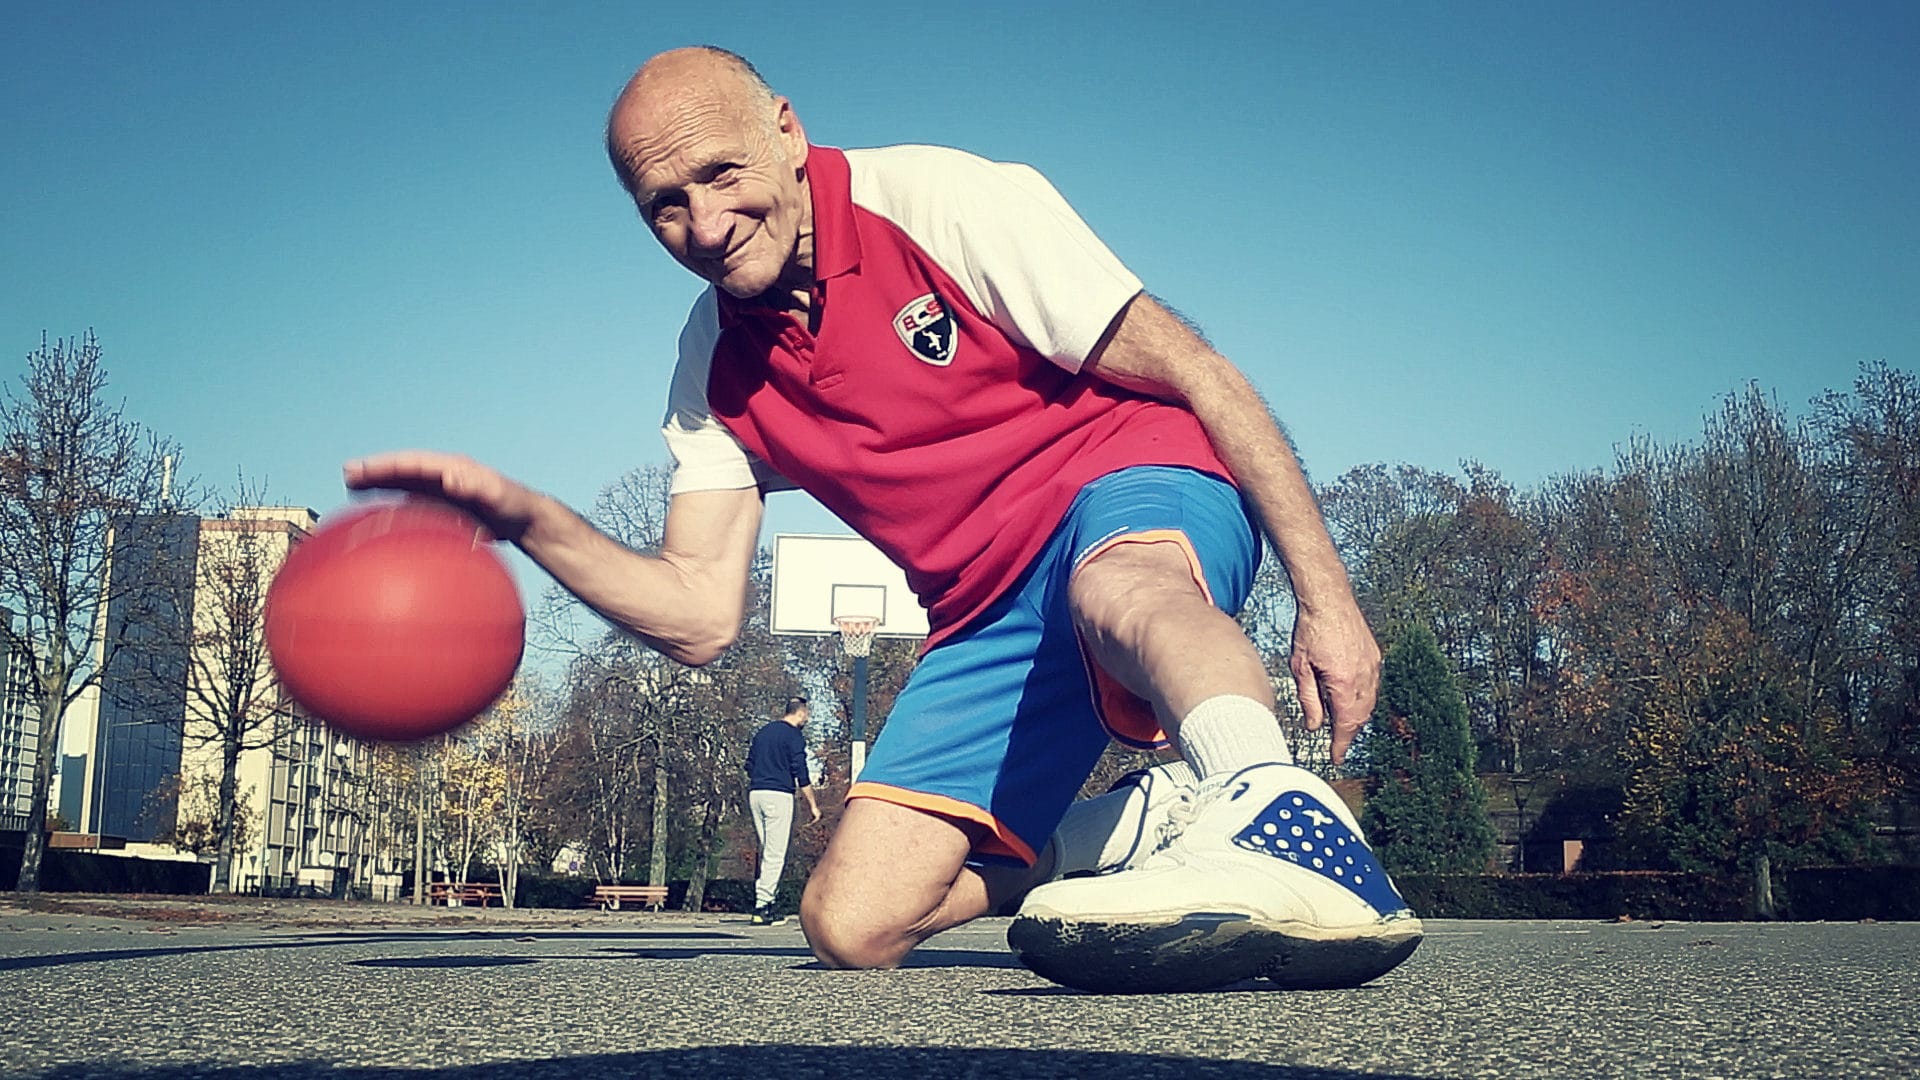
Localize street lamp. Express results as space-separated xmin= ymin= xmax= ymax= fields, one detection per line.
xmin=331 ymin=741 xmax=354 ymax=900
xmin=412 ymin=748 xmax=439 ymax=905
xmin=1509 ymin=774 xmax=1533 ymax=873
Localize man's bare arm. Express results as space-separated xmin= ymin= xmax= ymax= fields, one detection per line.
xmin=345 ymin=451 xmax=762 ymax=666
xmin=1079 ymin=294 xmax=1381 ymax=762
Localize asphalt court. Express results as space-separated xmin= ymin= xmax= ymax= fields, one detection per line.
xmin=1 ymin=901 xmax=1915 ymax=1079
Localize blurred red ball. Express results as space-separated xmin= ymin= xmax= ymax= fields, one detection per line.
xmin=264 ymin=499 xmax=524 ymax=741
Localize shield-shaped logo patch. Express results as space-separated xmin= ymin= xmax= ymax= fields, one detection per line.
xmin=892 ymin=293 xmax=957 ymax=366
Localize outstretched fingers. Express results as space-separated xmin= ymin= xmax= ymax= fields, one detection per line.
xmin=341 ymin=451 xmax=534 ymax=542
xmin=346 ymin=449 xmax=464 ymax=495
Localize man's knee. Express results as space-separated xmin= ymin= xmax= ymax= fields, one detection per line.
xmin=799 ymin=877 xmax=917 ymax=970
xmin=1070 ymin=540 xmax=1208 ymax=648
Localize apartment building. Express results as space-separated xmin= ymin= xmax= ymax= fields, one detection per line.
xmin=0 ymin=628 xmax=39 ymax=832
xmin=75 ymin=506 xmax=398 ymax=895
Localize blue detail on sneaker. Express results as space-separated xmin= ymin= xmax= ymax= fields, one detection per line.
xmin=1230 ymin=791 xmax=1411 ymax=917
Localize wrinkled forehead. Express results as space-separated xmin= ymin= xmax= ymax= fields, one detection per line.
xmin=612 ymin=80 xmax=765 ymax=177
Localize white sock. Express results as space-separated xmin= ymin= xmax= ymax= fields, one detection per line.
xmin=1175 ymin=694 xmax=1292 ymax=778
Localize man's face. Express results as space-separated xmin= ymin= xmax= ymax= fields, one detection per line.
xmin=611 ymin=85 xmax=809 ymax=299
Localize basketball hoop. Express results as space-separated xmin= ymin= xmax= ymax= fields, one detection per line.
xmin=833 ymin=616 xmax=879 ymax=658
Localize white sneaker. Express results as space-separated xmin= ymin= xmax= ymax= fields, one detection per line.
xmin=1010 ymin=762 xmax=1423 ymax=993
xmin=1048 ymin=760 xmax=1199 ymax=879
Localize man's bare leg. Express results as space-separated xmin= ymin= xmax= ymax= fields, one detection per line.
xmin=1067 ymin=539 xmax=1276 ymax=735
xmin=1012 ymin=536 xmax=1422 ymax=993
xmin=800 ymin=798 xmax=1052 ymax=969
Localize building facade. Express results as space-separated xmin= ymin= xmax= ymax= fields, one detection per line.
xmin=83 ymin=511 xmax=199 ymax=842
xmin=0 ymin=628 xmax=40 ymax=833
xmin=76 ymin=506 xmax=397 ymax=895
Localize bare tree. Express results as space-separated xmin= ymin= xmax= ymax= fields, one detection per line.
xmin=464 ymin=681 xmax=539 ymax=906
xmin=562 ymin=465 xmax=756 ymax=905
xmin=673 ymin=559 xmax=784 ymax=910
xmin=563 ymin=633 xmax=731 ymax=898
xmin=0 ymin=332 xmax=185 ymax=892
xmin=1319 ymin=462 xmax=1556 ymax=771
xmin=1815 ymin=362 xmax=1920 ymax=794
xmin=148 ymin=769 xmax=256 ymax=859
xmin=544 ymin=656 xmax=656 ymax=884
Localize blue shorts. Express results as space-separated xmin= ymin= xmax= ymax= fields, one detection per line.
xmin=847 ymin=466 xmax=1261 ymax=864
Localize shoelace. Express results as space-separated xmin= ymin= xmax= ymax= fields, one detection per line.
xmin=1148 ymin=786 xmax=1205 ymax=856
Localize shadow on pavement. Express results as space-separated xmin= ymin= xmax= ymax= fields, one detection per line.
xmin=0 ymin=930 xmax=742 ymax=972
xmin=986 ymin=979 xmax=1397 ymax=997
xmin=351 ymin=955 xmax=542 ymax=969
xmin=25 ymin=1046 xmax=1441 ymax=1079
xmin=337 ymin=945 xmax=1021 ymax=970
xmin=582 ymin=944 xmax=1024 ymax=969
xmin=2 ymin=930 xmax=1023 ymax=975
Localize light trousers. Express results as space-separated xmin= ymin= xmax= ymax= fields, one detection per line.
xmin=749 ymin=789 xmax=795 ymax=908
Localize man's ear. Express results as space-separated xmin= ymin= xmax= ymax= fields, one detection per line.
xmin=775 ymin=97 xmax=809 ymax=166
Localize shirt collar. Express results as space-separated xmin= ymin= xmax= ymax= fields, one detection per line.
xmin=714 ymin=144 xmax=858 ymax=325
xmin=805 ymin=144 xmax=861 ymax=281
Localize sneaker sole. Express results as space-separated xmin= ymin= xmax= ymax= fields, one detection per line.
xmin=1007 ymin=910 xmax=1423 ymax=994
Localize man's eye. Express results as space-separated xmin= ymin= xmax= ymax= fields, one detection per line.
xmin=647 ymin=195 xmax=687 ymax=223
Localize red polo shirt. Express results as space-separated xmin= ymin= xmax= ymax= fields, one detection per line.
xmin=662 ymin=144 xmax=1229 ymax=644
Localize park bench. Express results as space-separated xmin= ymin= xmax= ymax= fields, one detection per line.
xmin=591 ymin=884 xmax=669 ymax=911
xmin=427 ymin=881 xmax=502 ymax=907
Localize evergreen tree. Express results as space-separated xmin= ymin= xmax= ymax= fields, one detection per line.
xmin=1360 ymin=624 xmax=1497 ymax=873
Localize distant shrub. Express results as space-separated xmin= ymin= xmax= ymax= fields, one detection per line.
xmin=700 ymin=876 xmax=806 ymax=914
xmin=513 ymin=874 xmax=599 ymax=909
xmin=0 ymin=848 xmax=212 ymax=895
xmin=1397 ymin=872 xmax=1748 ymax=920
xmin=1778 ymin=866 xmax=1920 ymax=921
xmin=1394 ymin=868 xmax=1920 ymax=920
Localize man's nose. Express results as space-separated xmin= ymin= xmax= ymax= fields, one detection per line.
xmin=687 ymin=189 xmax=730 ymax=253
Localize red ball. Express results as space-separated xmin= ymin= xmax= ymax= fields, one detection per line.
xmin=264 ymin=499 xmax=525 ymax=741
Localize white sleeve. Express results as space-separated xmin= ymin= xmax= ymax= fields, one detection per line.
xmin=846 ymin=145 xmax=1144 ymax=372
xmin=661 ymin=290 xmax=795 ymax=495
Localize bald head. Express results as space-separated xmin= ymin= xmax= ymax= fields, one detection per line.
xmin=603 ymin=47 xmax=815 ymax=300
xmin=607 ymin=47 xmax=780 ymax=196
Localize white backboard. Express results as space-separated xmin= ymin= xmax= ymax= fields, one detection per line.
xmin=770 ymin=533 xmax=929 ymax=638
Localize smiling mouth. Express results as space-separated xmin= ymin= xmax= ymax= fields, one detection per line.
xmin=699 ymin=243 xmax=747 ymax=274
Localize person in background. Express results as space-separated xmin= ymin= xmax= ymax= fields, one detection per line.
xmin=744 ymin=696 xmax=820 ymax=925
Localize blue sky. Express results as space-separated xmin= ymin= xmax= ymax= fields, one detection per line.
xmin=5 ymin=2 xmax=1916 ymax=595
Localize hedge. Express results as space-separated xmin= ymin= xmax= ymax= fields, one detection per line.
xmin=474 ymin=868 xmax=1920 ymax=920
xmin=1779 ymin=866 xmax=1920 ymax=921
xmin=1398 ymin=867 xmax=1920 ymax=921
xmin=698 ymin=876 xmax=806 ymax=914
xmin=0 ymin=846 xmax=211 ymax=895
xmin=504 ymin=874 xmax=805 ymax=913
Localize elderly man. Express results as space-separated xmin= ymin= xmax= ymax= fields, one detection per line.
xmin=347 ymin=46 xmax=1421 ymax=993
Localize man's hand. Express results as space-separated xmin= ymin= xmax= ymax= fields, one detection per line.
xmin=344 ymin=451 xmax=542 ymax=544
xmin=1291 ymin=601 xmax=1382 ymax=765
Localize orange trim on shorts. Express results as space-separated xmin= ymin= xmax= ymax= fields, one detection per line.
xmin=847 ymin=781 xmax=1039 ymax=865
xmin=1070 ymin=528 xmax=1215 ymax=750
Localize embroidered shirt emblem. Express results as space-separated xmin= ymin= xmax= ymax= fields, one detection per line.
xmin=892 ymin=293 xmax=957 ymax=366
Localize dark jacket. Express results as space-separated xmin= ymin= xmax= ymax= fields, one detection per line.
xmin=745 ymin=721 xmax=811 ymax=794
